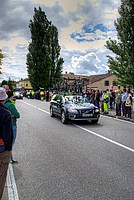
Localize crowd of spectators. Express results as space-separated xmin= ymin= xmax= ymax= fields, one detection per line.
xmin=87 ymin=85 xmax=133 ymax=119
xmin=24 ymin=90 xmax=50 ymax=101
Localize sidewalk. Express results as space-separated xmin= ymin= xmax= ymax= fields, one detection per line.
xmin=101 ymin=108 xmax=134 ymax=123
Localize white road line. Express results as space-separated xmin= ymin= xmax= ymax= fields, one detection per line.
xmin=74 ymin=124 xmax=134 ymax=153
xmin=7 ymin=164 xmax=19 ymax=200
xmin=37 ymin=107 xmax=49 ymax=114
xmin=23 ymin=102 xmax=35 ymax=107
xmin=23 ymin=102 xmax=49 ymax=113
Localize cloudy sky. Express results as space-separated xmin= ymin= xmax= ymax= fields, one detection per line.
xmin=0 ymin=0 xmax=120 ymax=81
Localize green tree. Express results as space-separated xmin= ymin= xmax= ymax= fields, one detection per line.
xmin=27 ymin=7 xmax=64 ymax=90
xmin=7 ymin=77 xmax=15 ymax=90
xmin=105 ymin=0 xmax=134 ymax=88
xmin=0 ymin=49 xmax=4 ymax=74
xmin=1 ymin=80 xmax=7 ymax=86
xmin=1 ymin=78 xmax=14 ymax=89
xmin=49 ymin=25 xmax=64 ymax=88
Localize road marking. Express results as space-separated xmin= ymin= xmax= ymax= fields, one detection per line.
xmin=7 ymin=164 xmax=19 ymax=200
xmin=74 ymin=124 xmax=134 ymax=153
xmin=37 ymin=107 xmax=49 ymax=114
xmin=23 ymin=102 xmax=36 ymax=107
xmin=23 ymin=102 xmax=49 ymax=114
xmin=101 ymin=114 xmax=134 ymax=125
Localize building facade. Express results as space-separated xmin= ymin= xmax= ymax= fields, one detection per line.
xmin=16 ymin=78 xmax=33 ymax=90
xmin=86 ymin=73 xmax=118 ymax=91
xmin=15 ymin=73 xmax=119 ymax=92
xmin=63 ymin=72 xmax=119 ymax=92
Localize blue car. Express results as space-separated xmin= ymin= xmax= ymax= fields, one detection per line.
xmin=50 ymin=94 xmax=100 ymax=124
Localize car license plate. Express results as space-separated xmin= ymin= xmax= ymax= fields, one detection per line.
xmin=83 ymin=113 xmax=93 ymax=117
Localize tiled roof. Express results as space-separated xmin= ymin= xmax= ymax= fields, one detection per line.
xmin=88 ymin=73 xmax=111 ymax=83
xmin=63 ymin=74 xmax=90 ymax=80
xmin=16 ymin=78 xmax=29 ymax=83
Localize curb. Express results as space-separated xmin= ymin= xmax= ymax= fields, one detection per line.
xmin=101 ymin=113 xmax=134 ymax=123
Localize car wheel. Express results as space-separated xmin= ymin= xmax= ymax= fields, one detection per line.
xmin=61 ymin=111 xmax=67 ymax=124
xmin=91 ymin=119 xmax=98 ymax=124
xmin=50 ymin=107 xmax=55 ymax=117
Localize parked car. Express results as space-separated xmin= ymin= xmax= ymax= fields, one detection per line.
xmin=50 ymin=94 xmax=100 ymax=124
xmin=14 ymin=91 xmax=23 ymax=99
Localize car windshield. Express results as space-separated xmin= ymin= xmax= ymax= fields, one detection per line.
xmin=64 ymin=95 xmax=91 ymax=105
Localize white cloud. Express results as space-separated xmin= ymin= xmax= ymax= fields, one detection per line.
xmin=70 ymin=52 xmax=104 ymax=75
xmin=0 ymin=0 xmax=121 ymax=81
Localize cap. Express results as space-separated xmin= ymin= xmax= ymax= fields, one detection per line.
xmin=0 ymin=87 xmax=8 ymax=101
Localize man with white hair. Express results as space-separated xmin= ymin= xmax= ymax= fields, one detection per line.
xmin=2 ymin=84 xmax=9 ymax=92
xmin=0 ymin=87 xmax=13 ymax=199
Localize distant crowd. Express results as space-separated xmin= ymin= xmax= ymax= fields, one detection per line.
xmin=24 ymin=89 xmax=50 ymax=101
xmin=85 ymin=85 xmax=133 ymax=119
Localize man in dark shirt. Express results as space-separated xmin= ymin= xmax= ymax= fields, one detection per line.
xmin=0 ymin=87 xmax=13 ymax=199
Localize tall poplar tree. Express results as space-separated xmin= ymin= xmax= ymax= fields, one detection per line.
xmin=27 ymin=7 xmax=64 ymax=90
xmin=49 ymin=25 xmax=64 ymax=88
xmin=106 ymin=0 xmax=134 ymax=88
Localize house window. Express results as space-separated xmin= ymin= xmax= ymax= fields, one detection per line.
xmin=113 ymin=80 xmax=117 ymax=86
xmin=26 ymin=84 xmax=28 ymax=87
xmin=104 ymin=80 xmax=109 ymax=86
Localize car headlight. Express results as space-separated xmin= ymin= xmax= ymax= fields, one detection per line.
xmin=95 ymin=109 xmax=100 ymax=113
xmin=68 ymin=108 xmax=78 ymax=113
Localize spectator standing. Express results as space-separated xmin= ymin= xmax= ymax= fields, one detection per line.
xmin=3 ymin=84 xmax=16 ymax=105
xmin=109 ymin=89 xmax=115 ymax=109
xmin=26 ymin=90 xmax=31 ymax=99
xmin=121 ymin=88 xmax=127 ymax=117
xmin=90 ymin=90 xmax=95 ymax=104
xmin=110 ymin=85 xmax=114 ymax=92
xmin=115 ymin=90 xmax=122 ymax=116
xmin=125 ymin=90 xmax=132 ymax=119
xmin=117 ymin=85 xmax=122 ymax=94
xmin=40 ymin=90 xmax=45 ymax=101
xmin=100 ymin=90 xmax=104 ymax=113
xmin=94 ymin=90 xmax=100 ymax=108
xmin=0 ymin=87 xmax=13 ymax=199
xmin=35 ymin=90 xmax=40 ymax=100
xmin=4 ymin=90 xmax=20 ymax=163
xmin=103 ymin=90 xmax=109 ymax=114
xmin=45 ymin=90 xmax=49 ymax=102
xmin=31 ymin=90 xmax=35 ymax=99
xmin=2 ymin=84 xmax=9 ymax=92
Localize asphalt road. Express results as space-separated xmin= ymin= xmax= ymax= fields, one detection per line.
xmin=5 ymin=98 xmax=134 ymax=200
